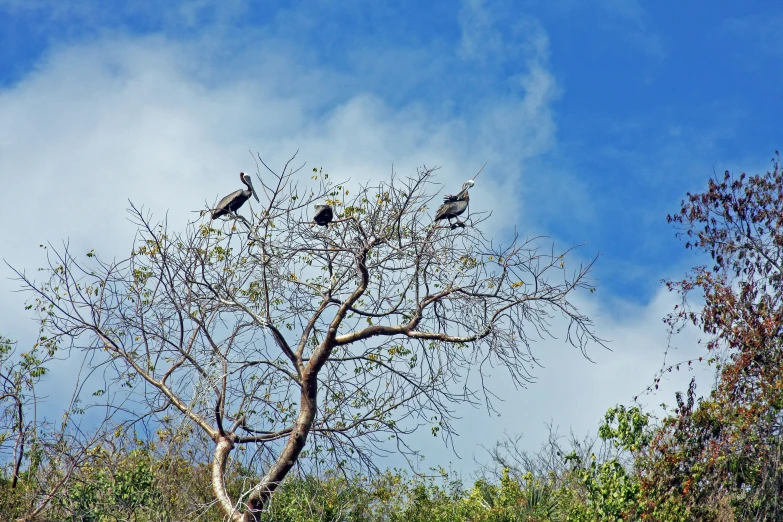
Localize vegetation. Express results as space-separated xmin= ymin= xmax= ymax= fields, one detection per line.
xmin=2 ymin=158 xmax=599 ymax=520
xmin=5 ymin=154 xmax=783 ymax=520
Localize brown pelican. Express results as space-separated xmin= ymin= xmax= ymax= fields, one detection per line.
xmin=212 ymin=172 xmax=259 ymax=219
xmin=435 ymin=180 xmax=474 ymax=229
xmin=313 ymin=204 xmax=334 ymax=227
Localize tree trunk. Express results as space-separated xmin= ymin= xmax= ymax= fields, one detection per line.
xmin=243 ymin=372 xmax=318 ymax=522
xmin=212 ymin=436 xmax=242 ymax=522
xmin=212 ymin=371 xmax=319 ymax=522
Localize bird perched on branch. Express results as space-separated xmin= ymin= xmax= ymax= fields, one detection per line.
xmin=435 ymin=180 xmax=474 ymax=229
xmin=212 ymin=172 xmax=260 ymax=219
xmin=313 ymin=204 xmax=334 ymax=227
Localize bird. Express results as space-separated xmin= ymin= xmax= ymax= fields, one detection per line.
xmin=212 ymin=172 xmax=260 ymax=219
xmin=313 ymin=204 xmax=334 ymax=227
xmin=435 ymin=180 xmax=474 ymax=229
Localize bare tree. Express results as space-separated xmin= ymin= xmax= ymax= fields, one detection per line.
xmin=13 ymin=157 xmax=601 ymax=521
xmin=476 ymin=427 xmax=612 ymax=486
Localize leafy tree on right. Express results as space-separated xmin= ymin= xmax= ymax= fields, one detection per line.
xmin=634 ymin=154 xmax=783 ymax=521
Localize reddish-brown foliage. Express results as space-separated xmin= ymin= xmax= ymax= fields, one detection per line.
xmin=638 ymin=154 xmax=783 ymax=520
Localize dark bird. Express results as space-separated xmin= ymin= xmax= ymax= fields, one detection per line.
xmin=212 ymin=172 xmax=260 ymax=219
xmin=435 ymin=180 xmax=475 ymax=229
xmin=313 ymin=204 xmax=334 ymax=227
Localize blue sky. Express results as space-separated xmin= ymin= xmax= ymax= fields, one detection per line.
xmin=0 ymin=0 xmax=780 ymax=473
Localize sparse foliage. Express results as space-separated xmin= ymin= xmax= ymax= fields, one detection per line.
xmin=12 ymin=156 xmax=601 ymax=520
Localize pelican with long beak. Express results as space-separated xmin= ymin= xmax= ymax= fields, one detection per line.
xmin=212 ymin=172 xmax=260 ymax=219
xmin=434 ymin=179 xmax=474 ymax=229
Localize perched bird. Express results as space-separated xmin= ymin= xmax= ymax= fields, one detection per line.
xmin=212 ymin=172 xmax=260 ymax=219
xmin=435 ymin=180 xmax=474 ymax=229
xmin=313 ymin=204 xmax=334 ymax=227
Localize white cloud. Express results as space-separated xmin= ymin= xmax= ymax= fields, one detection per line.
xmin=0 ymin=24 xmax=556 ymax=275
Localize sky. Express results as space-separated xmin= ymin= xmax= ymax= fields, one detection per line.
xmin=0 ymin=0 xmax=781 ymax=476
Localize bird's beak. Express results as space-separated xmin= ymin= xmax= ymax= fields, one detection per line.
xmin=246 ymin=177 xmax=260 ymax=202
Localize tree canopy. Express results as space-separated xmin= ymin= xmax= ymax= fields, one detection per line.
xmin=9 ymin=157 xmax=600 ymax=520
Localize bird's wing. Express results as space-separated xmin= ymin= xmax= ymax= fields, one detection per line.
xmin=215 ymin=189 xmax=243 ymax=213
xmin=434 ymin=201 xmax=453 ymax=220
